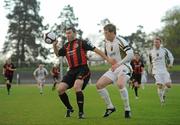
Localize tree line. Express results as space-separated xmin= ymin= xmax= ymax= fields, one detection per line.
xmin=2 ymin=0 xmax=180 ymax=66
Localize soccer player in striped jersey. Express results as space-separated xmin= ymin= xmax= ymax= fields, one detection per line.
xmin=130 ymin=52 xmax=144 ymax=99
xmin=149 ymin=37 xmax=174 ymax=105
xmin=53 ymin=27 xmax=115 ymax=119
xmin=96 ymin=24 xmax=134 ymax=118
xmin=2 ymin=58 xmax=16 ymax=95
xmin=50 ymin=64 xmax=60 ymax=90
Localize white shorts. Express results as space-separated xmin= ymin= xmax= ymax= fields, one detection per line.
xmin=154 ymin=72 xmax=171 ymax=84
xmin=37 ymin=77 xmax=45 ymax=84
xmin=102 ymin=64 xmax=131 ymax=83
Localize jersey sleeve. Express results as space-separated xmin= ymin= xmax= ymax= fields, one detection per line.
xmin=164 ymin=48 xmax=174 ymax=65
xmin=44 ymin=68 xmax=49 ymax=76
xmin=82 ymin=40 xmax=96 ymax=51
xmin=58 ymin=46 xmax=66 ymax=56
xmin=117 ymin=37 xmax=132 ymax=52
xmin=33 ymin=68 xmax=38 ymax=76
xmin=141 ymin=60 xmax=145 ymax=67
xmin=117 ymin=37 xmax=134 ymax=65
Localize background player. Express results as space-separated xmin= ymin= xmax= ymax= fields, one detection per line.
xmin=33 ymin=64 xmax=48 ymax=94
xmin=2 ymin=58 xmax=16 ymax=95
xmin=149 ymin=37 xmax=174 ymax=104
xmin=50 ymin=64 xmax=60 ymax=90
xmin=130 ymin=52 xmax=144 ymax=99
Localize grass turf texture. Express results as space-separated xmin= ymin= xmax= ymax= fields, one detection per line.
xmin=0 ymin=84 xmax=180 ymax=125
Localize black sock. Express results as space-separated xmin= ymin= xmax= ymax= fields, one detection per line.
xmin=59 ymin=93 xmax=72 ymax=109
xmin=76 ymin=91 xmax=84 ymax=113
xmin=53 ymin=82 xmax=57 ymax=87
xmin=6 ymin=84 xmax=11 ymax=93
xmin=134 ymin=87 xmax=138 ymax=97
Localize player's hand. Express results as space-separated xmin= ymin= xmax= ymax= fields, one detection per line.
xmin=111 ymin=63 xmax=120 ymax=72
xmin=52 ymin=40 xmax=58 ymax=46
xmin=168 ymin=64 xmax=173 ymax=68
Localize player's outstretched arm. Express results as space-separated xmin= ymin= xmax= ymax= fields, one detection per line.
xmin=118 ymin=49 xmax=134 ymax=65
xmin=93 ymin=48 xmax=116 ymax=65
xmin=53 ymin=40 xmax=59 ymax=57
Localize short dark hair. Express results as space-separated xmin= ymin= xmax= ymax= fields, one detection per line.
xmin=66 ymin=27 xmax=76 ymax=33
xmin=154 ymin=37 xmax=162 ymax=43
xmin=104 ymin=24 xmax=116 ymax=34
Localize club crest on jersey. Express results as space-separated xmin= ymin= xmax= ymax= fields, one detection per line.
xmin=122 ymin=69 xmax=126 ymax=73
xmin=74 ymin=43 xmax=79 ymax=48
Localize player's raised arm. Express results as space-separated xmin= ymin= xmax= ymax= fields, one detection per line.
xmin=53 ymin=40 xmax=60 ymax=57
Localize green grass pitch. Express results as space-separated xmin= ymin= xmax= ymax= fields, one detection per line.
xmin=0 ymin=84 xmax=180 ymax=125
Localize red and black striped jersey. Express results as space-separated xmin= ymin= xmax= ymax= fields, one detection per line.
xmin=130 ymin=59 xmax=144 ymax=74
xmin=51 ymin=67 xmax=60 ymax=76
xmin=3 ymin=63 xmax=16 ymax=76
xmin=58 ymin=39 xmax=96 ymax=69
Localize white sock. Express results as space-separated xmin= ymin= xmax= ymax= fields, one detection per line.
xmin=163 ymin=86 xmax=168 ymax=97
xmin=157 ymin=88 xmax=164 ymax=102
xmin=98 ymin=88 xmax=114 ymax=109
xmin=40 ymin=85 xmax=43 ymax=93
xmin=119 ymin=87 xmax=131 ymax=111
xmin=142 ymin=83 xmax=145 ymax=89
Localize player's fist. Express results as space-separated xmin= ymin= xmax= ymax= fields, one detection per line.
xmin=168 ymin=64 xmax=173 ymax=68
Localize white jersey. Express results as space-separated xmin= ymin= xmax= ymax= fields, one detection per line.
xmin=33 ymin=67 xmax=48 ymax=79
xmin=105 ymin=36 xmax=134 ymax=68
xmin=149 ymin=47 xmax=174 ymax=74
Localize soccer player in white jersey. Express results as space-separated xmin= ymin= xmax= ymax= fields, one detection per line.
xmin=33 ymin=64 xmax=49 ymax=94
xmin=149 ymin=37 xmax=174 ymax=105
xmin=96 ymin=24 xmax=134 ymax=118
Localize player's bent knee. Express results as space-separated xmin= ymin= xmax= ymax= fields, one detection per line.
xmin=57 ymin=85 xmax=66 ymax=95
xmin=96 ymin=83 xmax=106 ymax=90
xmin=166 ymin=84 xmax=171 ymax=88
xmin=157 ymin=84 xmax=163 ymax=89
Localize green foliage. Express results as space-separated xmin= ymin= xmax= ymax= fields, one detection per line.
xmin=127 ymin=25 xmax=151 ymax=54
xmin=161 ymin=6 xmax=180 ymax=62
xmin=52 ymin=4 xmax=83 ymax=43
xmin=0 ymin=85 xmax=180 ymax=125
xmin=3 ymin=0 xmax=49 ymax=65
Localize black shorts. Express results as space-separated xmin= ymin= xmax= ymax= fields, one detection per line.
xmin=131 ymin=73 xmax=141 ymax=84
xmin=61 ymin=65 xmax=91 ymax=90
xmin=5 ymin=75 xmax=13 ymax=83
xmin=53 ymin=75 xmax=59 ymax=81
